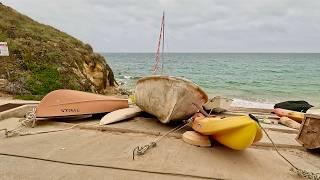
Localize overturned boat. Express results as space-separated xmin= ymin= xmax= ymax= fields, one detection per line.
xmin=36 ymin=89 xmax=128 ymax=118
xmin=135 ymin=76 xmax=208 ymax=123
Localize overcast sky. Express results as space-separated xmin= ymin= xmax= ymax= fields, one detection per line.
xmin=2 ymin=0 xmax=320 ymax=52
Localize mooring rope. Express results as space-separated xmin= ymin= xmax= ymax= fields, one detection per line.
xmin=0 ymin=152 xmax=217 ymax=180
xmin=0 ymin=108 xmax=83 ymax=138
xmin=132 ymin=103 xmax=210 ymax=160
xmin=132 ymin=118 xmax=191 ymax=160
xmin=249 ymin=114 xmax=320 ymax=180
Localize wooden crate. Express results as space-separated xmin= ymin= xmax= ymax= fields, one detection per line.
xmin=296 ymin=114 xmax=320 ymax=149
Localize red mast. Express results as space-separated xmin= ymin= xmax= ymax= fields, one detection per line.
xmin=152 ymin=12 xmax=165 ymax=75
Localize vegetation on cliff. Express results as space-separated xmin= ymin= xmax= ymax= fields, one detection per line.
xmin=0 ymin=3 xmax=117 ymax=99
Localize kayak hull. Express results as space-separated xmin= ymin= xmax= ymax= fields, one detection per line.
xmin=192 ymin=116 xmax=262 ymax=150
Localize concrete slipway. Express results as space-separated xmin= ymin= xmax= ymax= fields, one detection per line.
xmin=0 ymin=103 xmax=319 ymax=180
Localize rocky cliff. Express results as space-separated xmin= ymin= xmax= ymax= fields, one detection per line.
xmin=0 ymin=3 xmax=118 ymax=99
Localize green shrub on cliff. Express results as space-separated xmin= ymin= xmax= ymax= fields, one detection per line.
xmin=0 ymin=3 xmax=117 ymax=99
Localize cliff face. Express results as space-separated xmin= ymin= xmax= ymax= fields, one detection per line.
xmin=0 ymin=3 xmax=118 ymax=99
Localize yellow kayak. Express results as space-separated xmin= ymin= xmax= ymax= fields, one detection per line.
xmin=192 ymin=116 xmax=262 ymax=150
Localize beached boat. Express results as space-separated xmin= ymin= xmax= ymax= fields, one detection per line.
xmin=36 ymin=89 xmax=128 ymax=118
xmin=133 ymin=14 xmax=209 ymax=123
xmin=135 ymin=76 xmax=208 ymax=123
xmin=192 ymin=115 xmax=262 ymax=150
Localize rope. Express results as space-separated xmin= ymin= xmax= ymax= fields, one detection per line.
xmin=132 ymin=103 xmax=209 ymax=160
xmin=192 ymin=103 xmax=210 ymax=117
xmin=132 ymin=118 xmax=191 ymax=160
xmin=16 ymin=124 xmax=80 ymax=137
xmin=0 ymin=108 xmax=37 ymax=137
xmin=209 ymin=108 xmax=214 ymax=116
xmin=0 ymin=152 xmax=218 ymax=180
xmin=0 ymin=108 xmax=87 ymax=138
xmin=249 ymin=114 xmax=320 ymax=180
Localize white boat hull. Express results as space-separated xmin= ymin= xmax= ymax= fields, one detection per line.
xmin=135 ymin=76 xmax=208 ymax=123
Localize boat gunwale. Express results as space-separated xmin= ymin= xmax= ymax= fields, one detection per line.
xmin=43 ymin=99 xmax=128 ymax=107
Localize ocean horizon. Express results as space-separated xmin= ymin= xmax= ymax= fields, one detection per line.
xmin=102 ymin=53 xmax=320 ymax=107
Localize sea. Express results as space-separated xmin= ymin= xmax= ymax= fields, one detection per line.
xmin=102 ymin=53 xmax=320 ymax=107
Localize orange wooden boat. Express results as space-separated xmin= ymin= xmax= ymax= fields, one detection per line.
xmin=35 ymin=89 xmax=128 ymax=118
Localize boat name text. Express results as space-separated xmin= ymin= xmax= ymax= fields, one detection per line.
xmin=61 ymin=109 xmax=80 ymax=113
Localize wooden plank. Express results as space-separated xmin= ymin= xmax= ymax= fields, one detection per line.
xmin=0 ymin=103 xmax=24 ymax=112
xmin=305 ymin=113 xmax=320 ymax=119
xmin=222 ymin=111 xmax=279 ymax=120
xmin=229 ymin=107 xmax=273 ymax=113
xmin=0 ymin=104 xmax=37 ymax=120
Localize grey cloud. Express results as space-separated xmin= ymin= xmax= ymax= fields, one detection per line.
xmin=2 ymin=0 xmax=320 ymax=52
